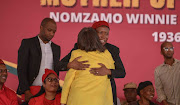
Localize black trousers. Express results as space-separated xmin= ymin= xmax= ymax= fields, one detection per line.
xmin=111 ymin=79 xmax=117 ymax=105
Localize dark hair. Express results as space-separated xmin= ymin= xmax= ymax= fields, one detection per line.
xmin=40 ymin=18 xmax=56 ymax=27
xmin=137 ymin=81 xmax=153 ymax=96
xmin=77 ymin=27 xmax=105 ymax=52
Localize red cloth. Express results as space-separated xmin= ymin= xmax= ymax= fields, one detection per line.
xmin=42 ymin=69 xmax=58 ymax=82
xmin=21 ymin=86 xmax=41 ymax=102
xmin=0 ymin=85 xmax=18 ymax=105
xmin=29 ymin=86 xmax=41 ymax=95
xmin=29 ymin=93 xmax=61 ymax=105
xmin=92 ymin=21 xmax=110 ymax=29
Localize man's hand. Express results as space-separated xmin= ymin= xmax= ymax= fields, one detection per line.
xmin=24 ymin=90 xmax=33 ymax=102
xmin=67 ymin=56 xmax=90 ymax=70
xmin=90 ymin=63 xmax=111 ymax=76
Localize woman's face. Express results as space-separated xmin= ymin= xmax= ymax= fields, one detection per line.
xmin=141 ymin=85 xmax=155 ymax=101
xmin=43 ymin=73 xmax=59 ymax=92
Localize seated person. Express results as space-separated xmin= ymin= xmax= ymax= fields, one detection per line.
xmin=29 ymin=69 xmax=61 ymax=105
xmin=0 ymin=59 xmax=18 ymax=105
xmin=129 ymin=81 xmax=157 ymax=105
xmin=61 ymin=27 xmax=114 ymax=105
xmin=121 ymin=82 xmax=137 ymax=105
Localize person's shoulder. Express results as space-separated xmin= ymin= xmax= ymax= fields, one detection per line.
xmin=23 ymin=36 xmax=37 ymax=40
xmin=154 ymin=63 xmax=164 ymax=72
xmin=51 ymin=42 xmax=60 ymax=48
xmin=29 ymin=96 xmax=42 ymax=105
xmin=174 ymin=58 xmax=180 ymax=64
xmin=4 ymin=86 xmax=17 ymax=98
xmin=4 ymin=86 xmax=16 ymax=94
xmin=105 ymin=43 xmax=120 ymax=54
xmin=55 ymin=93 xmax=61 ymax=99
xmin=21 ymin=36 xmax=37 ymax=43
xmin=71 ymin=49 xmax=83 ymax=54
xmin=105 ymin=43 xmax=119 ymax=48
xmin=30 ymin=93 xmax=44 ymax=101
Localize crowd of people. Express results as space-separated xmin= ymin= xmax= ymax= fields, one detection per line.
xmin=0 ymin=18 xmax=179 ymax=105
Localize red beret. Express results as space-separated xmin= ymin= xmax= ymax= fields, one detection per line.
xmin=42 ymin=69 xmax=58 ymax=82
xmin=0 ymin=59 xmax=5 ymax=65
xmin=92 ymin=21 xmax=110 ymax=30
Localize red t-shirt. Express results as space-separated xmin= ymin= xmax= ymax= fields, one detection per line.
xmin=29 ymin=93 xmax=61 ymax=105
xmin=0 ymin=85 xmax=18 ymax=105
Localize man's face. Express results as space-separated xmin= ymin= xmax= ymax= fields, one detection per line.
xmin=141 ymin=85 xmax=155 ymax=101
xmin=124 ymin=88 xmax=137 ymax=103
xmin=96 ymin=26 xmax=109 ymax=46
xmin=40 ymin=21 xmax=57 ymax=43
xmin=0 ymin=64 xmax=8 ymax=84
xmin=161 ymin=42 xmax=174 ymax=59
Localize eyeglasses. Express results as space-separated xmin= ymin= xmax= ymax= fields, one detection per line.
xmin=0 ymin=69 xmax=8 ymax=73
xmin=46 ymin=77 xmax=59 ymax=83
xmin=163 ymin=47 xmax=174 ymax=52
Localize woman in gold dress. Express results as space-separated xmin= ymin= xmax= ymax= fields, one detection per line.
xmin=61 ymin=27 xmax=115 ymax=105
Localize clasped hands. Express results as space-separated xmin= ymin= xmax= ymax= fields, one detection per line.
xmin=67 ymin=56 xmax=111 ymax=76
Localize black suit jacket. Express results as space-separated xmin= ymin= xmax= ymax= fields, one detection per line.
xmin=17 ymin=36 xmax=60 ymax=95
xmin=56 ymin=43 xmax=126 ymax=105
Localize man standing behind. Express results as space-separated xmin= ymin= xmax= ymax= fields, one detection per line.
xmin=58 ymin=21 xmax=126 ymax=105
xmin=17 ymin=18 xmax=60 ymax=102
xmin=154 ymin=42 xmax=180 ymax=105
xmin=0 ymin=59 xmax=18 ymax=105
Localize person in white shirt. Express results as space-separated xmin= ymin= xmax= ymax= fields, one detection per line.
xmin=17 ymin=18 xmax=61 ymax=103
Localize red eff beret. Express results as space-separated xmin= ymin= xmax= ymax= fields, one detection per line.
xmin=42 ymin=69 xmax=58 ymax=82
xmin=92 ymin=21 xmax=110 ymax=30
xmin=0 ymin=59 xmax=5 ymax=65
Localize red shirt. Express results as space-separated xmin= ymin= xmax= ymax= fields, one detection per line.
xmin=0 ymin=85 xmax=18 ymax=105
xmin=29 ymin=93 xmax=61 ymax=105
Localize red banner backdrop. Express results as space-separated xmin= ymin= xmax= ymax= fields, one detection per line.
xmin=1 ymin=0 xmax=180 ymax=99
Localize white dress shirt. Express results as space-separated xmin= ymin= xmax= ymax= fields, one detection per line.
xmin=32 ymin=36 xmax=53 ymax=86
